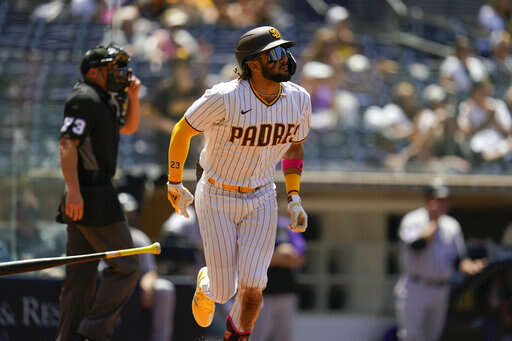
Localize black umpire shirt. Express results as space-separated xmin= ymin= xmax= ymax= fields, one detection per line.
xmin=57 ymin=80 xmax=124 ymax=226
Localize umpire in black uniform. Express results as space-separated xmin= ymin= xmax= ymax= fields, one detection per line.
xmin=56 ymin=45 xmax=141 ymax=341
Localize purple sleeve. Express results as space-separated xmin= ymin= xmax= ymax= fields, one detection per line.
xmin=289 ymin=230 xmax=307 ymax=256
xmin=277 ymin=215 xmax=307 ymax=255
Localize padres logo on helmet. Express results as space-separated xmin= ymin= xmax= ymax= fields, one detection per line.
xmin=269 ymin=28 xmax=281 ymax=39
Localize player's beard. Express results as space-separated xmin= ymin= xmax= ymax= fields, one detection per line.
xmin=260 ymin=60 xmax=291 ymax=82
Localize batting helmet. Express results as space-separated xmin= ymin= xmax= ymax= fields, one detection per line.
xmin=235 ymin=26 xmax=297 ymax=76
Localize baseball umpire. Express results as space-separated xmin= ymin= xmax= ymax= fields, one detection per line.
xmin=166 ymin=26 xmax=312 ymax=340
xmin=56 ymin=44 xmax=141 ymax=341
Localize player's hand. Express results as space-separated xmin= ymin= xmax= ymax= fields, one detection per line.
xmin=460 ymin=258 xmax=487 ymax=276
xmin=167 ymin=182 xmax=194 ymax=217
xmin=287 ymin=194 xmax=308 ymax=232
xmin=65 ymin=190 xmax=84 ymax=221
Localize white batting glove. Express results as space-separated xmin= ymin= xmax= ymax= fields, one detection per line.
xmin=287 ymin=194 xmax=308 ymax=232
xmin=167 ymin=182 xmax=194 ymax=218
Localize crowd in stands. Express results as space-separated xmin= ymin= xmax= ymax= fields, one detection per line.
xmin=5 ymin=0 xmax=512 ymax=175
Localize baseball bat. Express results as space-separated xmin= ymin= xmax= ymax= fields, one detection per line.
xmin=0 ymin=242 xmax=161 ymax=277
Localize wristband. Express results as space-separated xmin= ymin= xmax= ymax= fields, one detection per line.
xmin=281 ymin=159 xmax=304 ymax=173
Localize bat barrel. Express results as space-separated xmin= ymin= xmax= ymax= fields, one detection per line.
xmin=0 ymin=243 xmax=161 ymax=277
xmin=0 ymin=253 xmax=106 ymax=276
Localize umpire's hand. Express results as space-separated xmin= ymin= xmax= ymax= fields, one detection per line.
xmin=287 ymin=194 xmax=308 ymax=232
xmin=65 ymin=190 xmax=84 ymax=221
xmin=126 ymin=72 xmax=141 ymax=99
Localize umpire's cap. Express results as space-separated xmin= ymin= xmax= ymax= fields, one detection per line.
xmin=80 ymin=44 xmax=129 ymax=75
xmin=235 ymin=26 xmax=295 ymax=68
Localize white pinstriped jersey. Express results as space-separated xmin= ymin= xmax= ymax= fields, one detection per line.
xmin=185 ymin=79 xmax=312 ymax=188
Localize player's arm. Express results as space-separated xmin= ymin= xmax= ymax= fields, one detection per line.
xmin=168 ymin=117 xmax=201 ymax=183
xmin=120 ymin=74 xmax=141 ymax=134
xmin=282 ymin=143 xmax=307 ymax=232
xmin=167 ymin=117 xmax=201 ymax=217
xmin=59 ymin=138 xmax=83 ymax=221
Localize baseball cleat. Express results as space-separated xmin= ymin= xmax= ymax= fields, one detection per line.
xmin=192 ymin=267 xmax=215 ymax=327
xmin=224 ymin=316 xmax=250 ymax=341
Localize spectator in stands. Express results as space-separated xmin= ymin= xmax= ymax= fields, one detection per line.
xmin=215 ymin=0 xmax=291 ymax=28
xmin=486 ymin=30 xmax=512 ymax=97
xmin=118 ymin=192 xmax=176 ymax=341
xmin=365 ymin=82 xmax=416 ymax=150
xmin=440 ymin=36 xmax=489 ymax=96
xmin=478 ymin=0 xmax=512 ymax=33
xmin=342 ymin=53 xmax=385 ymax=107
xmin=300 ymin=61 xmax=337 ymax=129
xmin=302 ymin=5 xmax=357 ymax=70
xmin=145 ymin=6 xmax=199 ymax=72
xmin=386 ymin=84 xmax=470 ymax=173
xmin=251 ymin=216 xmax=306 ymax=341
xmin=300 ymin=60 xmax=360 ymax=129
xmin=145 ymin=57 xmax=205 ymax=166
xmin=101 ymin=5 xmax=154 ymax=59
xmin=457 ymin=81 xmax=512 ymax=164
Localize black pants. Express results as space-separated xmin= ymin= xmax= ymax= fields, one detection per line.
xmin=56 ymin=221 xmax=140 ymax=341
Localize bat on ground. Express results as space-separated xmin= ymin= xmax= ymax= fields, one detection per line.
xmin=0 ymin=242 xmax=161 ymax=277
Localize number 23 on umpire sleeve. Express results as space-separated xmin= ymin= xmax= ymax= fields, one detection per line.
xmin=170 ymin=161 xmax=181 ymax=169
xmin=61 ymin=117 xmax=86 ymax=135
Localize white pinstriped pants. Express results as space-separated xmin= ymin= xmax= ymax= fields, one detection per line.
xmin=194 ymin=173 xmax=278 ymax=329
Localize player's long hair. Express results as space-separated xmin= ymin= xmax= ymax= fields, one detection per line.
xmin=234 ymin=62 xmax=251 ymax=80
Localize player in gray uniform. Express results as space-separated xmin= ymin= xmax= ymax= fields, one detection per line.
xmin=395 ymin=183 xmax=486 ymax=341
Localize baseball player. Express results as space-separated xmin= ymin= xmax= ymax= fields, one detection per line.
xmin=395 ymin=183 xmax=486 ymax=341
xmin=166 ymin=26 xmax=311 ymax=340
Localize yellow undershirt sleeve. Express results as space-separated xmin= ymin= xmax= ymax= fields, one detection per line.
xmin=284 ymin=172 xmax=301 ymax=196
xmin=168 ymin=117 xmax=201 ymax=183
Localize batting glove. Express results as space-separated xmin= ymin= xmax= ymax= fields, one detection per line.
xmin=287 ymin=194 xmax=308 ymax=232
xmin=167 ymin=182 xmax=194 ymax=218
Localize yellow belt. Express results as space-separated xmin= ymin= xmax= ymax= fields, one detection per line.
xmin=208 ymin=178 xmax=258 ymax=193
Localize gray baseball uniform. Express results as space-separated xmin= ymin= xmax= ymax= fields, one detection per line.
xmin=395 ymin=207 xmax=467 ymax=341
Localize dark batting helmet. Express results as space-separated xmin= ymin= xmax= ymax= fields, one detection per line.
xmin=235 ymin=26 xmax=297 ymax=77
